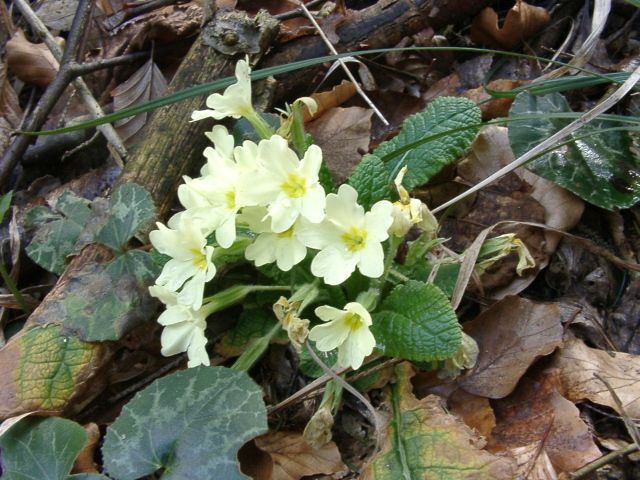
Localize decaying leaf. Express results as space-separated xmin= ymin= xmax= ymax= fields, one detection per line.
xmin=0 ymin=62 xmax=22 ymax=164
xmin=489 ymin=372 xmax=601 ymax=473
xmin=0 ymin=324 xmax=109 ymax=420
xmin=73 ymin=422 xmax=101 ymax=474
xmin=243 ymin=431 xmax=347 ymax=480
xmin=111 ymin=58 xmax=168 ymax=146
xmin=35 ymin=0 xmax=80 ymax=32
xmin=471 ymin=0 xmax=551 ymax=50
xmin=458 ymin=296 xmax=563 ymax=399
xmin=302 ymin=80 xmax=357 ymax=122
xmin=507 ymin=443 xmax=558 ymax=480
xmin=448 ymin=388 xmax=496 ymax=440
xmin=307 ymin=106 xmax=373 ymax=184
xmin=551 ymin=337 xmax=640 ymax=418
xmin=362 ymin=363 xmax=516 ymax=479
xmin=6 ymin=29 xmax=62 ymax=88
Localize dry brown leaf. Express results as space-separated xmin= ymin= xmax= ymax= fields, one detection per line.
xmin=6 ymin=30 xmax=63 ymax=88
xmin=551 ymin=337 xmax=640 ymax=418
xmin=71 ymin=422 xmax=100 ymax=474
xmin=306 ymin=106 xmax=372 ymax=184
xmin=507 ymin=443 xmax=558 ymax=480
xmin=458 ymin=296 xmax=563 ymax=398
xmin=448 ymin=388 xmax=496 ymax=439
xmin=463 ymin=79 xmax=528 ymax=120
xmin=35 ymin=0 xmax=79 ymax=32
xmin=489 ymin=372 xmax=601 ymax=473
xmin=0 ymin=62 xmax=22 ymax=156
xmin=111 ymin=58 xmax=168 ymax=146
xmin=245 ymin=431 xmax=346 ymax=480
xmin=471 ymin=0 xmax=551 ymax=50
xmin=302 ymin=80 xmax=357 ymax=122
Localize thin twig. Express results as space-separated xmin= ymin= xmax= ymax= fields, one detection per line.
xmin=294 ymin=0 xmax=389 ymax=125
xmin=0 ymin=0 xmax=127 ymax=187
xmin=305 ymin=343 xmax=383 ymax=459
xmin=570 ymin=443 xmax=639 ymax=479
xmin=432 ymin=63 xmax=640 ymax=214
xmin=275 ymin=0 xmax=327 ymax=21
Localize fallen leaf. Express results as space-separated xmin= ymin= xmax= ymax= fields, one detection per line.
xmin=471 ymin=0 xmax=551 ymax=50
xmin=6 ymin=29 xmax=63 ymax=88
xmin=111 ymin=59 xmax=168 ymax=146
xmin=551 ymin=337 xmax=640 ymax=418
xmin=302 ymin=80 xmax=357 ymax=122
xmin=0 ymin=62 xmax=22 ymax=159
xmin=306 ymin=106 xmax=373 ymax=184
xmin=35 ymin=0 xmax=79 ymax=31
xmin=507 ymin=443 xmax=558 ymax=480
xmin=448 ymin=388 xmax=496 ymax=439
xmin=458 ymin=296 xmax=563 ymax=398
xmin=489 ymin=371 xmax=601 ymax=473
xmin=72 ymin=422 xmax=100 ymax=474
xmin=244 ymin=431 xmax=347 ymax=480
xmin=362 ymin=363 xmax=517 ymax=480
xmin=463 ymin=79 xmax=528 ymax=119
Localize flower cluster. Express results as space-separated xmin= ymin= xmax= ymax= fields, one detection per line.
xmin=149 ymin=58 xmax=440 ymax=370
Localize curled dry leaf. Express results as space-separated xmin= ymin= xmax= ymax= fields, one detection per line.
xmin=242 ymin=431 xmax=347 ymax=480
xmin=489 ymin=371 xmax=601 ymax=473
xmin=306 ymin=106 xmax=373 ymax=184
xmin=471 ymin=0 xmax=551 ymax=50
xmin=6 ymin=30 xmax=63 ymax=88
xmin=448 ymin=388 xmax=496 ymax=440
xmin=302 ymin=80 xmax=357 ymax=122
xmin=551 ymin=337 xmax=640 ymax=418
xmin=458 ymin=296 xmax=563 ymax=399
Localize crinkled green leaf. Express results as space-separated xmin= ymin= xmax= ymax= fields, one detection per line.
xmin=95 ymin=183 xmax=155 ymax=251
xmin=396 ymin=261 xmax=460 ymax=298
xmin=103 ymin=366 xmax=268 ymax=480
xmin=362 ymin=363 xmax=516 ymax=479
xmin=216 ymin=307 xmax=286 ymax=357
xmin=0 ymin=324 xmax=104 ymax=418
xmin=374 ymin=97 xmax=481 ymax=190
xmin=298 ymin=343 xmax=338 ymax=378
xmin=0 ymin=416 xmax=87 ymax=480
xmin=106 ymin=250 xmax=161 ymax=284
xmin=0 ymin=191 xmax=12 ymax=223
xmin=60 ymin=261 xmax=154 ymax=341
xmin=372 ymin=280 xmax=461 ymax=362
xmin=26 ymin=218 xmax=84 ymax=275
xmin=347 ymin=154 xmax=392 ymax=209
xmin=509 ymin=92 xmax=640 ymax=210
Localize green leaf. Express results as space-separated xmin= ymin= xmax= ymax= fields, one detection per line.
xmin=372 ymin=280 xmax=461 ymax=362
xmin=103 ymin=366 xmax=268 ymax=480
xmin=347 ymin=154 xmax=392 ymax=209
xmin=24 ymin=205 xmax=60 ymax=229
xmin=374 ymin=97 xmax=481 ymax=190
xmin=0 ymin=325 xmax=103 ymax=417
xmin=232 ymin=113 xmax=280 ymax=144
xmin=298 ymin=342 xmax=338 ymax=378
xmin=509 ymin=92 xmax=640 ymax=210
xmin=106 ymin=250 xmax=161 ymax=284
xmin=25 ymin=192 xmax=92 ymax=275
xmin=60 ymin=261 xmax=154 ymax=341
xmin=95 ymin=183 xmax=155 ymax=251
xmin=216 ymin=306 xmax=286 ymax=357
xmin=0 ymin=190 xmax=12 ymax=223
xmin=0 ymin=416 xmax=87 ymax=480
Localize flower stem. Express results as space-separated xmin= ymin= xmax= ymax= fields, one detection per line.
xmin=231 ymin=321 xmax=281 ymax=372
xmin=247 ymin=111 xmax=275 ymax=140
xmin=201 ymin=285 xmax=290 ymax=316
xmin=0 ymin=262 xmax=31 ymax=313
xmin=290 ymin=102 xmax=308 ymax=156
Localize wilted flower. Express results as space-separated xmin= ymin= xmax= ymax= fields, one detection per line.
xmin=298 ymin=184 xmax=393 ymax=285
xmin=309 ymin=302 xmax=376 ymax=370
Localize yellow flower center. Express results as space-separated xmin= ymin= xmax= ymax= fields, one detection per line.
xmin=277 ymin=225 xmax=295 ymax=238
xmin=191 ymin=249 xmax=208 ymax=269
xmin=225 ymin=189 xmax=236 ymax=210
xmin=281 ymin=173 xmax=307 ymax=198
xmin=342 ymin=312 xmax=363 ymax=331
xmin=341 ymin=227 xmax=368 ymax=252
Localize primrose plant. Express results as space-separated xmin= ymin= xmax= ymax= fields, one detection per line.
xmin=148 ymin=58 xmax=533 ymax=380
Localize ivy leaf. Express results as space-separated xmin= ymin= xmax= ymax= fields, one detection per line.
xmin=347 ymin=154 xmax=392 ymax=209
xmin=372 ymin=280 xmax=461 ymax=362
xmin=25 ymin=191 xmax=92 ymax=274
xmin=509 ymin=91 xmax=640 ymax=210
xmin=374 ymin=97 xmax=481 ymax=190
xmin=0 ymin=416 xmax=87 ymax=480
xmin=95 ymin=183 xmax=155 ymax=252
xmin=103 ymin=366 xmax=268 ymax=480
xmin=0 ymin=324 xmax=106 ymax=418
xmin=106 ymin=249 xmax=161 ymax=284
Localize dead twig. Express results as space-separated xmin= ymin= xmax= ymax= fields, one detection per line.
xmin=0 ymin=0 xmax=127 ymax=188
xmin=570 ymin=443 xmax=639 ymax=479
